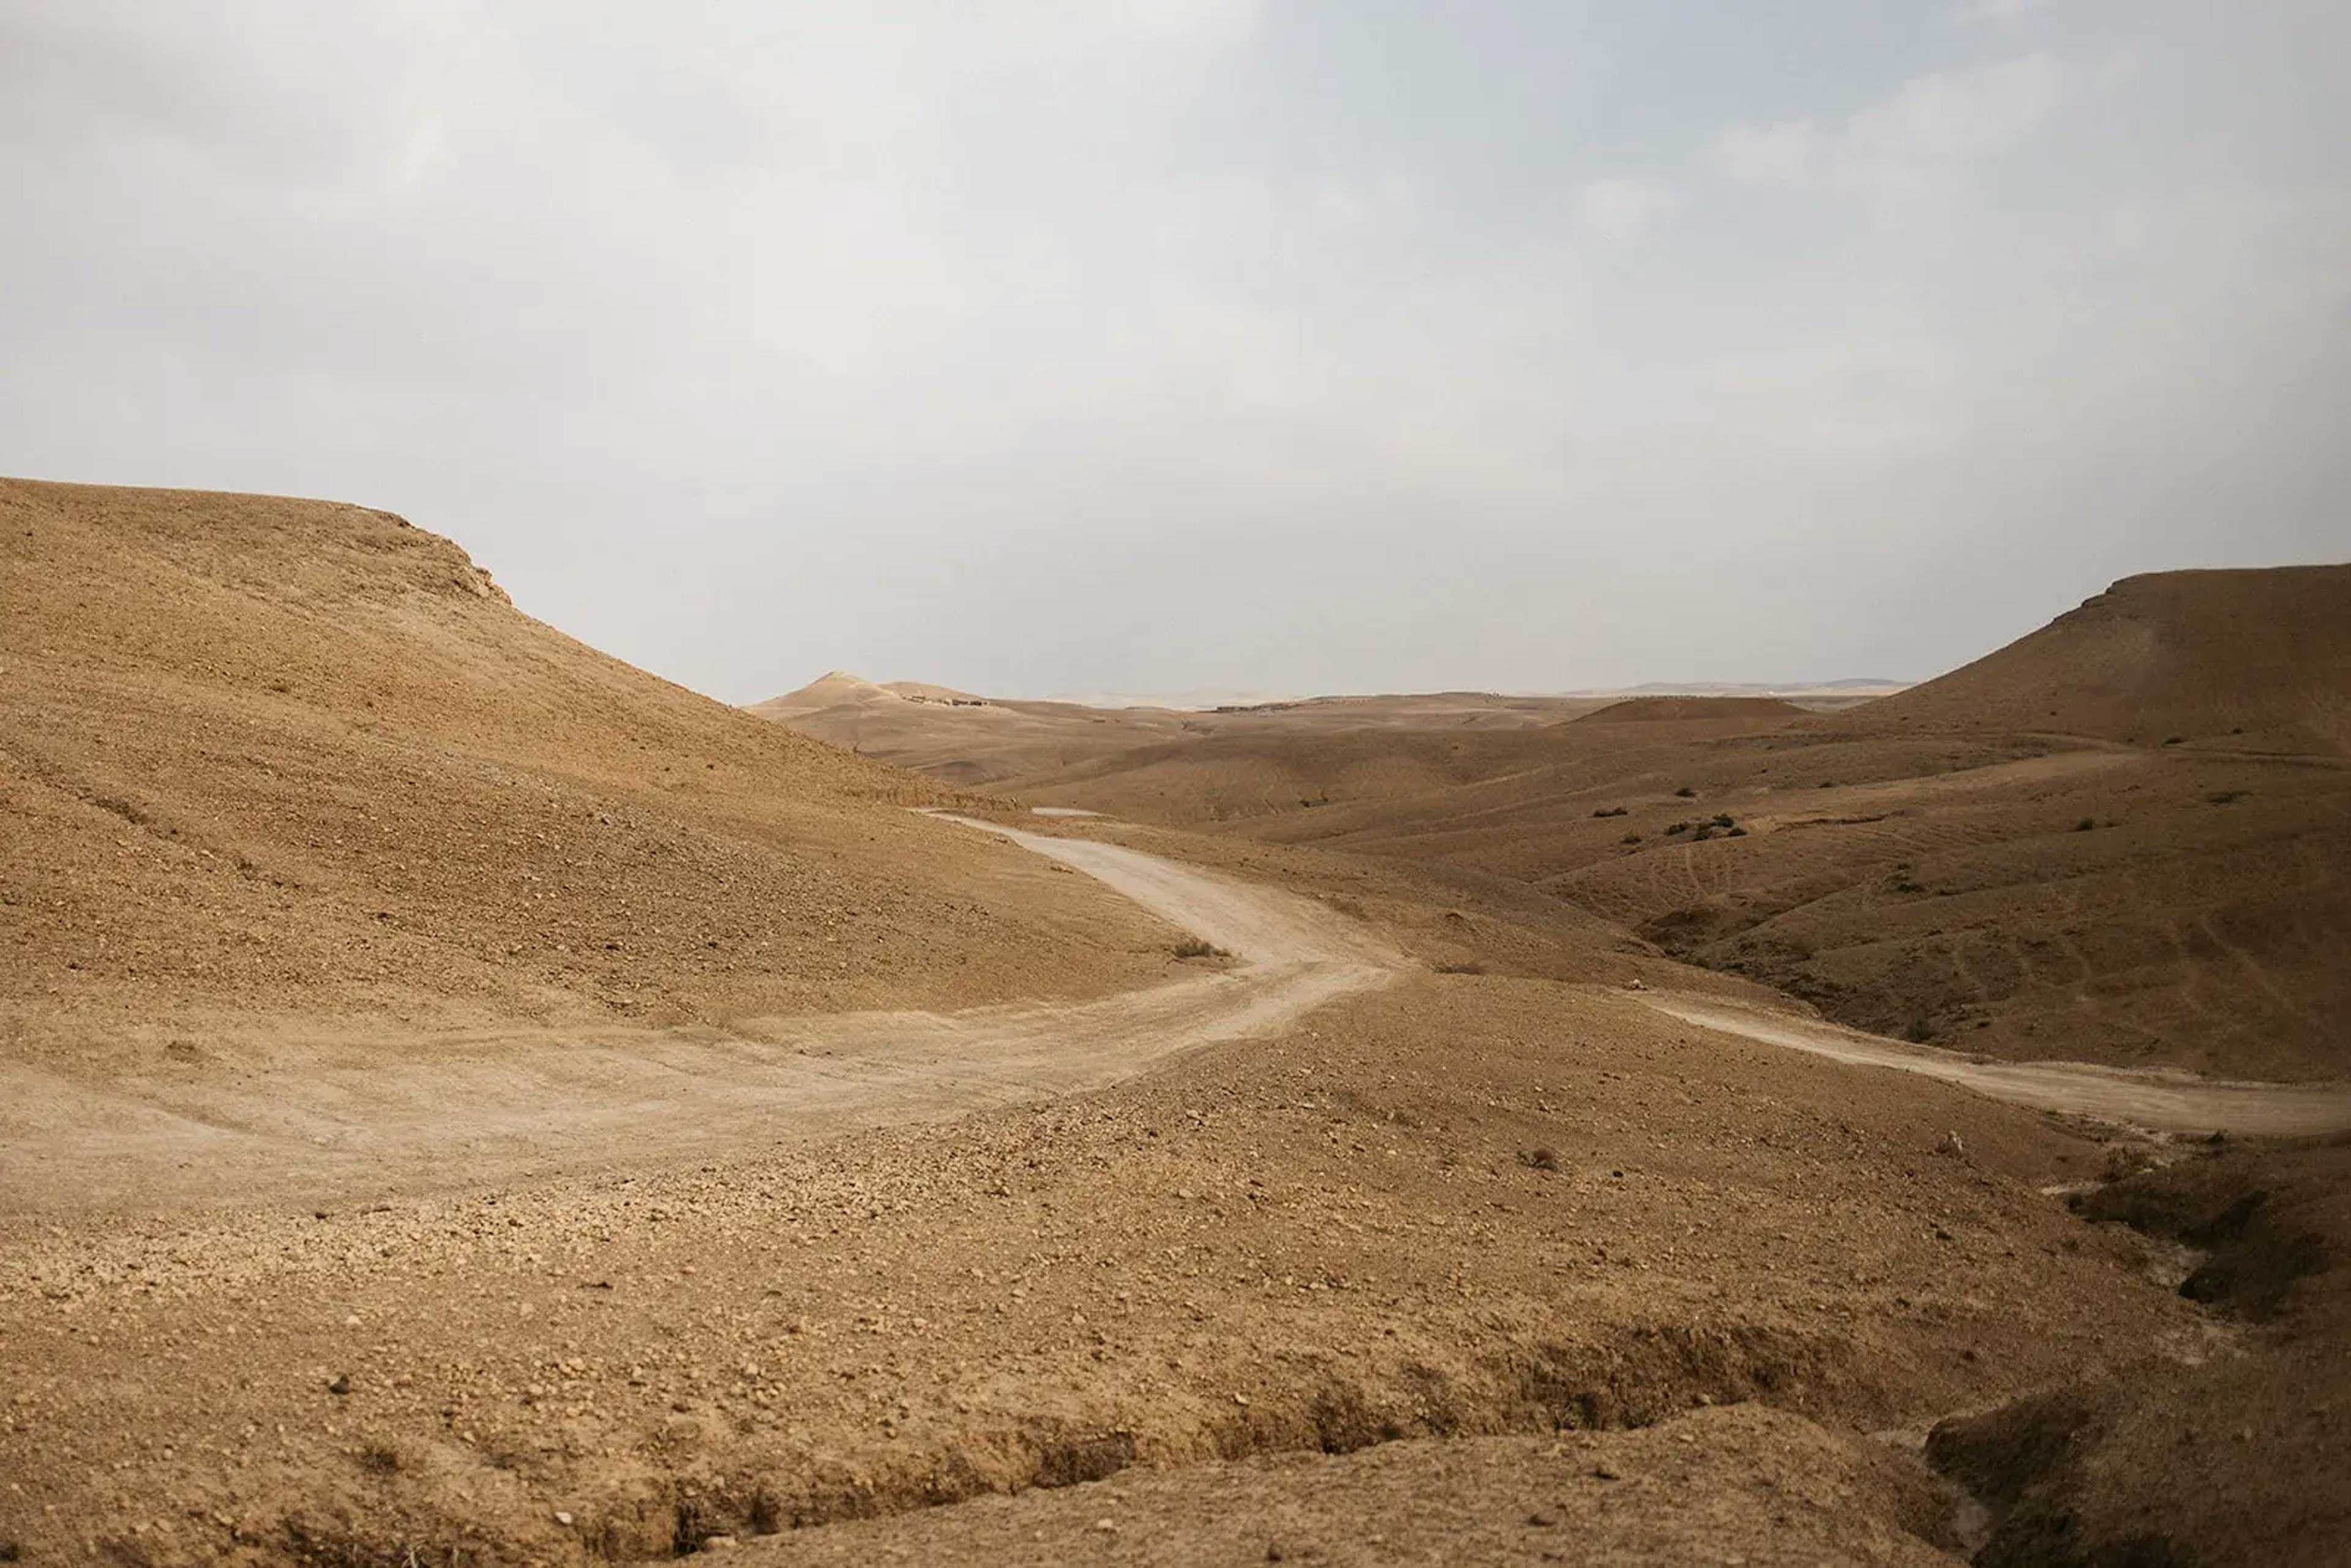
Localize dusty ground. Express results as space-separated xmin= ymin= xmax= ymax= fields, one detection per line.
xmin=0 ymin=961 xmax=2216 ymax=1564
xmin=0 ymin=818 xmax=1392 ymax=1217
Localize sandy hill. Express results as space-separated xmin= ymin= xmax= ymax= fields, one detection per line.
xmin=1859 ymin=566 xmax=2351 ymax=755
xmin=751 ymin=675 xmax=1202 ymax=786
xmin=1577 ymin=696 xmax=1810 ymax=724
xmin=752 ymin=669 xmax=894 ymax=718
xmin=0 ymin=480 xmax=1175 ymax=1070
xmin=753 ymin=681 xmax=1613 ymax=793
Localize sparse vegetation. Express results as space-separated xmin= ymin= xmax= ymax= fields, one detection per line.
xmin=1172 ymin=937 xmax=1229 ymax=959
xmin=1518 ymin=1146 xmax=1559 ymax=1172
xmin=1433 ymin=960 xmax=1485 ymax=975
xmin=1674 ymin=786 xmax=1698 ymax=798
xmin=2209 ymin=790 xmax=2249 ymax=805
xmin=1710 ymin=813 xmax=1734 ymax=828
xmin=1591 ymin=806 xmax=1629 ymax=818
xmin=1665 ymin=821 xmax=1691 ymax=835
xmin=1620 ymin=832 xmax=1641 ymax=844
xmin=2074 ymin=817 xmax=2096 ymax=832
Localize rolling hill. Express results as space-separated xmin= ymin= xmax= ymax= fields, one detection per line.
xmin=1862 ymin=566 xmax=2351 ymax=754
xmin=0 ymin=479 xmax=1176 ymax=1073
xmin=762 ymin=568 xmax=2351 ymax=1079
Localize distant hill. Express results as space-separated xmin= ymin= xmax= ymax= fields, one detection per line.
xmin=1576 ymin=697 xmax=1810 ymax=724
xmin=1861 ymin=566 xmax=2351 ymax=755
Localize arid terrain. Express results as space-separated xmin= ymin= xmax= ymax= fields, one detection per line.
xmin=4 ymin=484 xmax=2349 ymax=1566
xmin=781 ymin=571 xmax=2351 ymax=1084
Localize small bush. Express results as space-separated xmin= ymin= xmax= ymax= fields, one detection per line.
xmin=1620 ymin=832 xmax=1641 ymax=844
xmin=2208 ymin=789 xmax=2249 ymax=805
xmin=1172 ymin=937 xmax=1229 ymax=959
xmin=1674 ymin=786 xmax=1698 ymax=798
xmin=1710 ymin=812 xmax=1734 ymax=828
xmin=1665 ymin=821 xmax=1691 ymax=835
xmin=1519 ymin=1147 xmax=1559 ymax=1172
xmin=1433 ymin=959 xmax=1485 ymax=975
xmin=1692 ymin=825 xmax=1716 ymax=841
xmin=1818 ymin=780 xmax=1837 ymax=789
xmin=1591 ymin=805 xmax=1629 ymax=818
xmin=2074 ymin=818 xmax=2096 ymax=832
xmin=1727 ymin=825 xmax=1747 ymax=837
xmin=2164 ymin=736 xmax=2185 ymax=746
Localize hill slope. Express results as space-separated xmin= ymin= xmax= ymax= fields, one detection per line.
xmin=1861 ymin=566 xmax=2351 ymax=755
xmin=0 ymin=480 xmax=1174 ymax=1070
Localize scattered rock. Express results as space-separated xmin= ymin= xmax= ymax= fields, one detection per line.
xmin=327 ymin=1375 xmax=350 ymax=1397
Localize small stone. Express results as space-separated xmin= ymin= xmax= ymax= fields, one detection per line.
xmin=553 ymin=1511 xmax=574 ymax=1527
xmin=1527 ymin=1510 xmax=1558 ymax=1527
xmin=327 ymin=1375 xmax=350 ymax=1397
xmin=1092 ymin=1518 xmax=1117 ymax=1533
xmin=1591 ymin=1463 xmax=1621 ymax=1481
xmin=343 ymin=1315 xmax=361 ymax=1328
xmin=1266 ymin=1546 xmax=1285 ymax=1564
xmin=700 ymin=1536 xmax=737 ymax=1553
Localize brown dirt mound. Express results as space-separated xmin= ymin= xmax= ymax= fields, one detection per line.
xmin=0 ymin=479 xmax=1176 ymax=1071
xmin=1857 ymin=565 xmax=2351 ymax=756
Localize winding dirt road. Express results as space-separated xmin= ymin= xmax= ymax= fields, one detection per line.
xmin=1642 ymin=994 xmax=2351 ymax=1136
xmin=0 ymin=816 xmax=1394 ymax=1217
xmin=9 ymin=814 xmax=2345 ymax=1218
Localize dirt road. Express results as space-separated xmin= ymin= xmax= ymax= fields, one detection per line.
xmin=1643 ymin=994 xmax=2351 ymax=1135
xmin=0 ymin=817 xmax=1394 ymax=1216
xmin=12 ymin=808 xmax=2343 ymax=1219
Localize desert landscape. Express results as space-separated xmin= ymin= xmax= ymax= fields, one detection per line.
xmin=2 ymin=479 xmax=2347 ymax=1567
xmin=6 ymin=7 xmax=2349 ymax=1564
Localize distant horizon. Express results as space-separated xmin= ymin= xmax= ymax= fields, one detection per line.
xmin=764 ymin=669 xmax=1918 ymax=712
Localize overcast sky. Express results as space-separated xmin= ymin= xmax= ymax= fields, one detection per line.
xmin=5 ymin=2 xmax=2347 ymax=701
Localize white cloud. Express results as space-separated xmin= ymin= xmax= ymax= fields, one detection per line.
xmin=1708 ymin=121 xmax=1822 ymax=188
xmin=1952 ymin=0 xmax=2058 ymax=24
xmin=1711 ymin=53 xmax=2074 ymax=201
xmin=1577 ymin=177 xmax=1681 ymax=242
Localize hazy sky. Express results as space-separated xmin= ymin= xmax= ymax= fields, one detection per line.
xmin=5 ymin=2 xmax=2347 ymax=700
